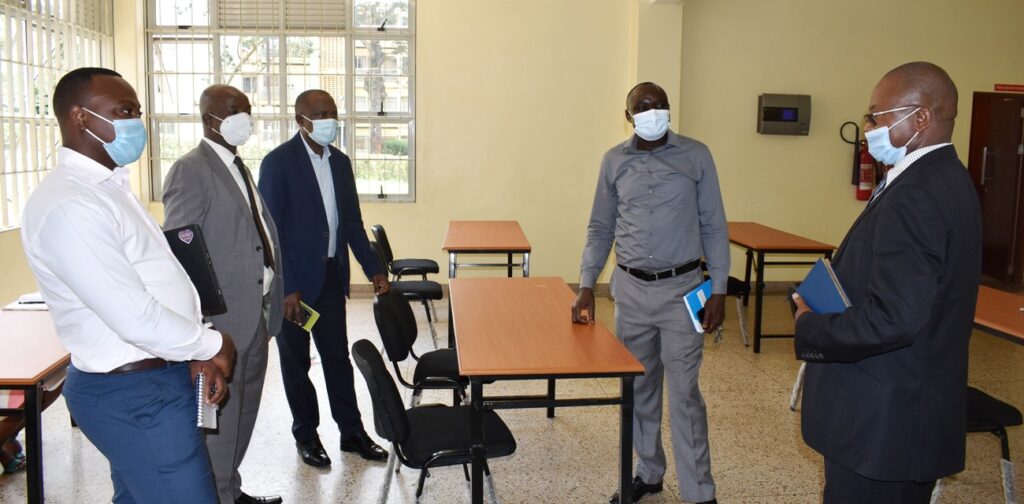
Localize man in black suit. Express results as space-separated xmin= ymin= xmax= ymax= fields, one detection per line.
xmin=792 ymin=61 xmax=981 ymax=503
xmin=258 ymin=90 xmax=390 ymax=468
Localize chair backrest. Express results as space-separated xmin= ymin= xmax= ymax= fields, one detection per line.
xmin=352 ymin=339 xmax=410 ymax=443
xmin=369 ymin=241 xmax=389 ymax=273
xmin=371 ymin=224 xmax=395 ymax=264
xmin=373 ymin=288 xmax=419 ymax=362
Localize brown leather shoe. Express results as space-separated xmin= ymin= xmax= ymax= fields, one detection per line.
xmin=608 ymin=476 xmax=663 ymax=503
xmin=340 ymin=431 xmax=388 ymax=461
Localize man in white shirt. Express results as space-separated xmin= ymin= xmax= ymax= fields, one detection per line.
xmin=163 ymin=85 xmax=284 ymax=504
xmin=21 ymin=67 xmax=236 ymax=504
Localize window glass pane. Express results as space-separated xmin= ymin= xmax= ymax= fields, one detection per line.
xmin=221 ymin=36 xmax=281 ymax=113
xmin=150 ymin=39 xmax=213 ymax=114
xmin=353 ymin=121 xmax=409 ymax=195
xmin=154 ymin=0 xmax=209 ymax=26
xmin=286 ymin=36 xmax=345 ymax=113
xmin=353 ymin=159 xmax=409 ymax=196
xmin=353 ymin=75 xmax=409 ymax=114
xmin=237 ymin=116 xmax=284 ymax=177
xmin=353 ymin=39 xmax=408 ymax=75
xmin=151 ymin=73 xmax=213 ymax=114
xmin=352 ymin=0 xmax=409 ymax=30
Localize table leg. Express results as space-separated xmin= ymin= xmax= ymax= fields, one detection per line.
xmin=546 ymin=379 xmax=555 ymax=418
xmin=448 ymin=301 xmax=455 ymax=348
xmin=507 ymin=253 xmax=513 ymax=277
xmin=449 ymin=252 xmax=457 ymax=278
xmin=619 ymin=377 xmax=634 ymax=504
xmin=743 ymin=249 xmax=753 ymax=306
xmin=753 ymin=251 xmax=766 ymax=353
xmin=470 ymin=380 xmax=484 ymax=504
xmin=25 ymin=384 xmax=43 ymax=504
xmin=523 ymin=252 xmax=531 ymax=277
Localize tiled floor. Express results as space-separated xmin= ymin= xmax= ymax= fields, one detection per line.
xmin=1 ymin=292 xmax=1021 ymax=503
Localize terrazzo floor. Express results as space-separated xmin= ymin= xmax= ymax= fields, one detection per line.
xmin=1 ymin=292 xmax=1021 ymax=503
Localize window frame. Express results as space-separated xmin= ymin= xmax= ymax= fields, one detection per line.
xmin=144 ymin=0 xmax=416 ymax=203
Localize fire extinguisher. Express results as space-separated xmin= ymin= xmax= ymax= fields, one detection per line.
xmin=856 ymin=140 xmax=875 ymax=201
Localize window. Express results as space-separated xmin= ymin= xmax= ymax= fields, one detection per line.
xmin=146 ymin=0 xmax=415 ymax=202
xmin=0 ymin=0 xmax=114 ymax=230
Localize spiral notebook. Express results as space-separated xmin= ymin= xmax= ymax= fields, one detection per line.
xmin=195 ymin=373 xmax=218 ymax=430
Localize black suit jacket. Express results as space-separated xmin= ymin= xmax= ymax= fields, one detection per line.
xmin=257 ymin=133 xmax=383 ymax=301
xmin=795 ymin=145 xmax=981 ymax=481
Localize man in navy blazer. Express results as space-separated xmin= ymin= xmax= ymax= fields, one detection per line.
xmin=792 ymin=62 xmax=981 ymax=503
xmin=258 ymin=89 xmax=390 ymax=467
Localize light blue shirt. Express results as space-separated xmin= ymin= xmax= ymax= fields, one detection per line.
xmin=301 ymin=135 xmax=339 ymax=258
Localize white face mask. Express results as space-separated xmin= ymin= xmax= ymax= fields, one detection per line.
xmin=210 ymin=112 xmax=253 ymax=147
xmin=631 ymin=109 xmax=670 ymax=141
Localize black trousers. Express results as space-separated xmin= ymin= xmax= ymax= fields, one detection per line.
xmin=277 ymin=259 xmax=365 ymax=443
xmin=823 ymin=458 xmax=936 ymax=504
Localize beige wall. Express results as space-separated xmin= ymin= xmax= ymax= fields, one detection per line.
xmin=680 ymin=0 xmax=1024 ymax=280
xmin=4 ymin=0 xmax=1024 ymax=303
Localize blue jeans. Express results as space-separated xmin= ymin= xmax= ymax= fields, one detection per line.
xmin=63 ymin=363 xmax=216 ymax=504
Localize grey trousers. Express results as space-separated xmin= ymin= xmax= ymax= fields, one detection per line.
xmin=205 ymin=315 xmax=270 ymax=504
xmin=611 ymin=267 xmax=716 ymax=503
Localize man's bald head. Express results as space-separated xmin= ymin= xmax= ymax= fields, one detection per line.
xmin=199 ymin=84 xmax=247 ymax=116
xmin=881 ymin=62 xmax=958 ymax=121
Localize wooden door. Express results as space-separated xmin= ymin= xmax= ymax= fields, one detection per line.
xmin=967 ymin=93 xmax=1024 ymax=283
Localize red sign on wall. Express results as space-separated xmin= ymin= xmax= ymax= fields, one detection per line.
xmin=995 ymin=84 xmax=1024 ymax=93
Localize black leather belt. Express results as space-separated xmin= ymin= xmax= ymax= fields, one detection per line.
xmin=618 ymin=259 xmax=702 ymax=282
xmin=106 ymin=358 xmax=173 ymax=375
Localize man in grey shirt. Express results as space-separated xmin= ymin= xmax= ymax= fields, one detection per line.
xmin=572 ymin=82 xmax=727 ymax=504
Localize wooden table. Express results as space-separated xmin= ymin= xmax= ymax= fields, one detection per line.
xmin=728 ymin=221 xmax=836 ymax=353
xmin=449 ymin=277 xmax=644 ymax=504
xmin=442 ymin=220 xmax=532 ymax=278
xmin=974 ymin=285 xmax=1024 ymax=344
xmin=0 ymin=310 xmax=69 ymax=504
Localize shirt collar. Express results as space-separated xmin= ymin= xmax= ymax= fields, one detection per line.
xmin=620 ymin=130 xmax=684 ymax=154
xmin=202 ymin=137 xmax=238 ymax=169
xmin=299 ymin=133 xmax=331 ymax=163
xmin=885 ymin=142 xmax=951 ymax=186
xmin=56 ymin=146 xmax=120 ymax=185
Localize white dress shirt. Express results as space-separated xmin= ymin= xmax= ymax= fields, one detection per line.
xmin=21 ymin=147 xmax=222 ymax=373
xmin=876 ymin=142 xmax=952 ymax=197
xmin=300 ymin=135 xmax=339 ymax=258
xmin=202 ymin=138 xmax=275 ymax=295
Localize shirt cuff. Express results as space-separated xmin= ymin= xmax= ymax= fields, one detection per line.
xmin=711 ymin=277 xmax=727 ymax=295
xmin=579 ymin=271 xmax=599 ymax=290
xmin=193 ymin=327 xmax=223 ymax=361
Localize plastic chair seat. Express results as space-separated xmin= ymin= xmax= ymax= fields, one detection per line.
xmin=400 ymin=405 xmax=517 ymax=468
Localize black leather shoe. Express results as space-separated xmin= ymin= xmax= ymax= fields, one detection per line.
xmin=296 ymin=437 xmax=331 ymax=468
xmin=340 ymin=431 xmax=388 ymax=461
xmin=696 ymin=500 xmax=717 ymax=504
xmin=235 ymin=492 xmax=283 ymax=504
xmin=608 ymin=476 xmax=663 ymax=503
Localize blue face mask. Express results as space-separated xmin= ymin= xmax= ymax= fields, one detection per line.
xmin=83 ymin=108 xmax=148 ymax=166
xmin=864 ymin=106 xmax=920 ymax=166
xmin=301 ymin=115 xmax=339 ymax=146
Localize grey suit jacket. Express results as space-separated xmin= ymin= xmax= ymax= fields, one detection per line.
xmin=163 ymin=141 xmax=284 ymax=349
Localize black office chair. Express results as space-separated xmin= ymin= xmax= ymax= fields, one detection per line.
xmin=374 ymin=289 xmax=466 ymax=407
xmin=371 ymin=224 xmax=440 ymax=281
xmin=965 ymin=387 xmax=1021 ymax=503
xmin=352 ymin=340 xmax=517 ymax=503
xmin=371 ymin=241 xmax=444 ymax=348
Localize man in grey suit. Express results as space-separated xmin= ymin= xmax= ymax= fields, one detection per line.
xmin=163 ymin=84 xmax=284 ymax=504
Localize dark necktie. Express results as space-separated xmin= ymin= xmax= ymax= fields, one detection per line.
xmin=233 ymin=156 xmax=274 ymax=269
xmin=868 ymin=174 xmax=887 ymax=204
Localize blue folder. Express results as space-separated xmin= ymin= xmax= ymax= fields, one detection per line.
xmin=683 ymin=279 xmax=713 ymax=333
xmin=796 ymin=258 xmax=851 ymax=314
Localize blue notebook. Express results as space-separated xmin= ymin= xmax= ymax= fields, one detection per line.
xmin=683 ymin=279 xmax=713 ymax=333
xmin=796 ymin=258 xmax=851 ymax=314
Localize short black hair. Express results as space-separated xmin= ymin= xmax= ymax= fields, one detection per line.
xmin=52 ymin=67 xmax=122 ymax=120
xmin=626 ymin=81 xmax=665 ymax=108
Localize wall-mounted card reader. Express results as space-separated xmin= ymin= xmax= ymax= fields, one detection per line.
xmin=757 ymin=94 xmax=811 ymax=135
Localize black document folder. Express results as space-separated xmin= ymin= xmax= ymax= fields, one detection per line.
xmin=164 ymin=224 xmax=228 ymax=316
